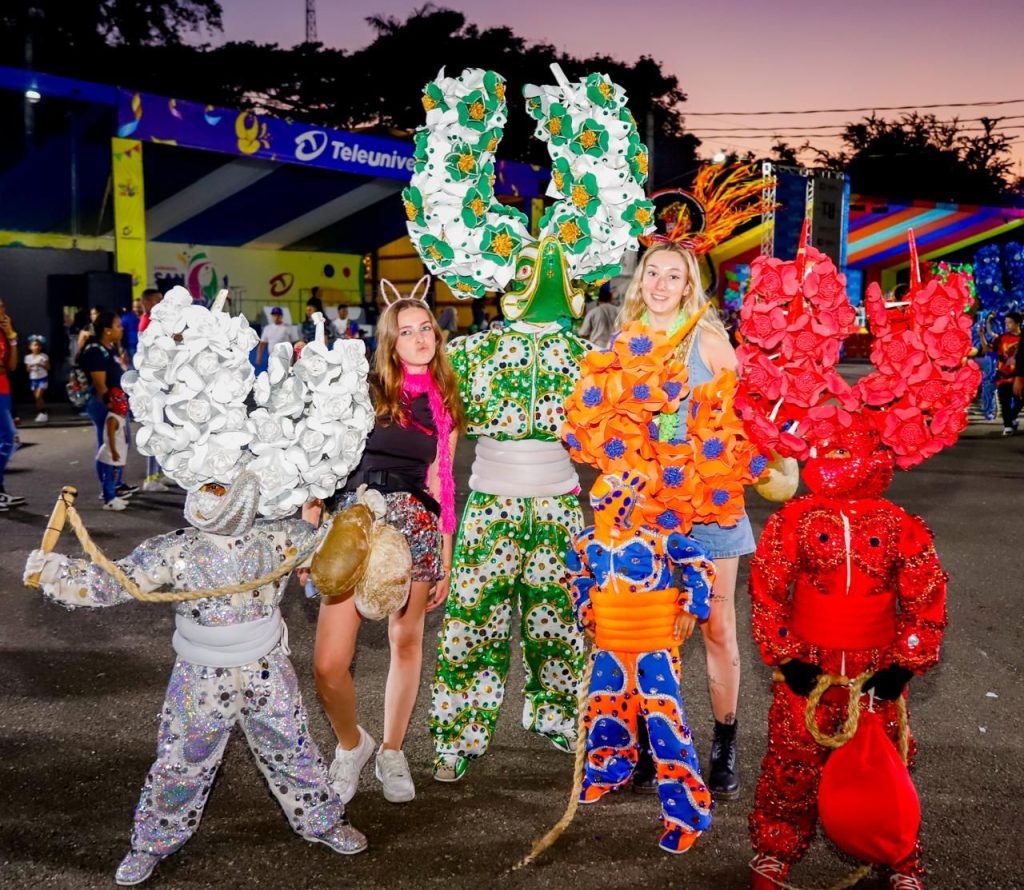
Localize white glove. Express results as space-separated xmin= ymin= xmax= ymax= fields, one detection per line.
xmin=23 ymin=550 xmax=67 ymax=587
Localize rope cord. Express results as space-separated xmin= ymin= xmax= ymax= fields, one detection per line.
xmin=64 ymin=505 xmax=318 ymax=603
xmin=752 ymin=671 xmax=910 ymax=890
xmin=513 ymin=649 xmax=595 ymax=870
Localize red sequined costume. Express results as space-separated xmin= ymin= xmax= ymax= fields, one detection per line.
xmin=736 ymin=228 xmax=977 ymax=889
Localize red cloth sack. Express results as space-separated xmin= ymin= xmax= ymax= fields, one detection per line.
xmin=817 ymin=709 xmax=920 ymax=866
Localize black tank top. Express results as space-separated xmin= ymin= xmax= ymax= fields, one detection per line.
xmin=357 ymin=393 xmax=437 ymax=479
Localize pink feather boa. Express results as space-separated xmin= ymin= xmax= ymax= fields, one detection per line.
xmin=402 ymin=367 xmax=456 ymax=534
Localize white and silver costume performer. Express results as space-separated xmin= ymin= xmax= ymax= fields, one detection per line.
xmin=25 ymin=288 xmax=375 ymax=885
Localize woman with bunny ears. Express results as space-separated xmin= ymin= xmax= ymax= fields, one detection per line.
xmin=309 ymin=277 xmax=463 ymax=806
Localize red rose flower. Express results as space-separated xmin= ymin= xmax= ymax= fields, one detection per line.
xmin=870 ymin=328 xmax=927 ymax=377
xmin=737 ymin=347 xmax=786 ymax=400
xmin=881 ymin=405 xmax=931 ymax=460
xmin=853 ymin=369 xmax=908 ymax=407
xmin=741 ymin=300 xmax=790 ymax=348
xmin=922 ymin=325 xmax=972 ymax=366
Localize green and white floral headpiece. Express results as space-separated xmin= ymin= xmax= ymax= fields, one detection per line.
xmin=404 ymin=64 xmax=654 ymax=310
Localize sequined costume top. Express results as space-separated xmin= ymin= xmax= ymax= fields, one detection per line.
xmin=749 ymin=494 xmax=947 ymax=678
xmin=447 ymin=322 xmax=588 ymax=442
xmin=43 ymin=520 xmax=319 ymax=626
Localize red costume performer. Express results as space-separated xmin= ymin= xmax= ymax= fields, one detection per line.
xmin=736 ymin=228 xmax=979 ymax=890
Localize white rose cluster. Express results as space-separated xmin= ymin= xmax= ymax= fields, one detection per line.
xmin=123 ymin=288 xmax=373 ymax=518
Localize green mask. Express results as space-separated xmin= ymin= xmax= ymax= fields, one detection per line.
xmin=502 ymin=235 xmax=586 ymax=323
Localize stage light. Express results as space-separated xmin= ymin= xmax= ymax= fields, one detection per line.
xmin=25 ymin=88 xmax=41 ymax=104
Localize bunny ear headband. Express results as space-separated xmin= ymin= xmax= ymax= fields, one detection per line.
xmin=379 ymin=275 xmax=431 ymax=312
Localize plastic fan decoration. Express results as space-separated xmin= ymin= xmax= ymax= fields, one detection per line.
xmin=640 ymin=162 xmax=774 ymax=254
xmin=737 ymin=226 xmax=981 ymax=470
xmin=563 ymin=314 xmax=767 ymax=533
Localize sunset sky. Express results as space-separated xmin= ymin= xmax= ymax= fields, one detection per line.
xmin=212 ymin=0 xmax=1024 ymax=176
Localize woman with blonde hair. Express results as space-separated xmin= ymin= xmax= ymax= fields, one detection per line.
xmin=619 ymin=241 xmax=752 ymax=800
xmin=308 ymin=279 xmax=462 ymax=806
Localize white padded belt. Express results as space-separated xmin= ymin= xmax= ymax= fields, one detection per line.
xmin=469 ymin=437 xmax=579 ymax=497
xmin=172 ymin=609 xmax=288 ymax=668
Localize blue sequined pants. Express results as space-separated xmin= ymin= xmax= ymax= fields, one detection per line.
xmin=131 ymin=646 xmax=343 ymax=855
xmin=580 ymin=648 xmax=713 ymax=853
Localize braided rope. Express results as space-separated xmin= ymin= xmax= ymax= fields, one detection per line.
xmin=513 ymin=649 xmax=595 ymax=870
xmin=64 ymin=506 xmax=318 ymax=603
xmin=752 ymin=671 xmax=911 ymax=890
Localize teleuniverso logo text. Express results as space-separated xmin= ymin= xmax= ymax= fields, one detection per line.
xmin=294 ymin=130 xmax=414 ymax=171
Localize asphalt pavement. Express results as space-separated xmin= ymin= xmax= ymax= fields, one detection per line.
xmin=1 ymin=411 xmax=1022 ymax=889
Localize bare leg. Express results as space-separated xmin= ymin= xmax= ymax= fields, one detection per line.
xmin=381 ymin=580 xmax=431 ymax=750
xmin=700 ymin=556 xmax=740 ymax=724
xmin=313 ymin=594 xmax=363 ymax=749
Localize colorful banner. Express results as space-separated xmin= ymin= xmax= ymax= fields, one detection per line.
xmin=111 ymin=137 xmax=147 ymax=299
xmin=116 ymin=90 xmax=546 ymax=198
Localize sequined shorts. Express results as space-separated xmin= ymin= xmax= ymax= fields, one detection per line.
xmin=338 ymin=490 xmax=442 ymax=582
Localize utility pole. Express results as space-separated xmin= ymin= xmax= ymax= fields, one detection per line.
xmin=305 ymin=0 xmax=317 ymax=43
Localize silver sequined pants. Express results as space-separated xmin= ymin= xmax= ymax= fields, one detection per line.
xmin=131 ymin=647 xmax=342 ymax=855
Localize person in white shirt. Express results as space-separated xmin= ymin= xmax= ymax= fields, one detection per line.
xmin=256 ymin=307 xmax=292 ymax=365
xmin=24 ymin=335 xmax=50 ymax=423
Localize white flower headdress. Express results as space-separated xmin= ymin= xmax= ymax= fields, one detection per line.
xmin=123 ymin=286 xmax=374 ymax=518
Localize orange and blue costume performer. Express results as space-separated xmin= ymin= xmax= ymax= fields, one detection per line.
xmin=557 ymin=317 xmax=765 ymax=855
xmin=568 ymin=471 xmax=715 ymax=853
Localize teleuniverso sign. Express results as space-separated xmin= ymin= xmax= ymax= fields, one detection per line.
xmin=294 ymin=130 xmax=415 ymax=172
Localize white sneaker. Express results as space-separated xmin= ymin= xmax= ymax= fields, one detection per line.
xmin=327 ymin=727 xmax=375 ymax=804
xmin=103 ymin=496 xmax=130 ymax=511
xmin=35 ymin=412 xmax=48 ymax=423
xmin=142 ymin=479 xmax=170 ymax=492
xmin=375 ymin=747 xmax=415 ymax=803
xmin=0 ymin=492 xmax=25 ymax=507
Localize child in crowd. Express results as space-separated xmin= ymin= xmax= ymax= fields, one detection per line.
xmin=25 ymin=335 xmax=49 ymax=423
xmin=97 ymin=387 xmax=130 ymax=511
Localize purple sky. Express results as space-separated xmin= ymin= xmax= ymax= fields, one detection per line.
xmin=212 ymin=0 xmax=1024 ymax=174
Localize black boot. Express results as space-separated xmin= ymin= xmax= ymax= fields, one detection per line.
xmin=631 ymin=717 xmax=659 ymax=794
xmin=708 ymin=719 xmax=739 ymax=799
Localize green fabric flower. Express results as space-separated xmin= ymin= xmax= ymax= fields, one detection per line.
xmin=524 ymin=94 xmax=545 ymax=121
xmin=546 ymin=210 xmax=592 ymax=255
xmin=444 ymin=141 xmax=480 ymax=181
xmin=483 ymin=71 xmax=507 ymax=108
xmin=444 ymin=273 xmax=487 ymax=299
xmin=619 ymin=107 xmax=639 ymax=130
xmin=456 ymin=89 xmax=498 ymax=132
xmin=622 ymin=198 xmax=656 ymax=237
xmin=627 ymin=137 xmax=649 ymax=183
xmin=551 ymin=157 xmax=575 ymax=198
xmin=475 ymin=127 xmax=503 ymax=155
xmin=421 ymin=82 xmax=447 ymax=114
xmin=461 ymin=185 xmax=491 ymax=228
xmin=402 ymin=186 xmax=426 ymax=227
xmin=480 ymin=222 xmax=524 ymax=266
xmin=417 ymin=234 xmax=455 ymax=269
xmin=544 ymin=103 xmax=574 ymax=146
xmin=567 ymin=171 xmax=601 ymax=217
xmin=585 ymin=73 xmax=619 ymax=108
xmin=413 ymin=128 xmax=430 ymax=173
xmin=569 ymin=119 xmax=609 ymax=157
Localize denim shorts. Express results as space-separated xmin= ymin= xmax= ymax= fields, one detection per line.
xmin=689 ymin=512 xmax=755 ymax=559
xmin=30 ymin=377 xmax=48 ymax=391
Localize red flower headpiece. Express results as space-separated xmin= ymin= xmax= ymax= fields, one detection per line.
xmin=736 ymin=224 xmax=981 ymax=470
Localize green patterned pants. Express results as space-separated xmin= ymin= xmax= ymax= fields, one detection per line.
xmin=430 ymin=492 xmax=585 ymax=761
